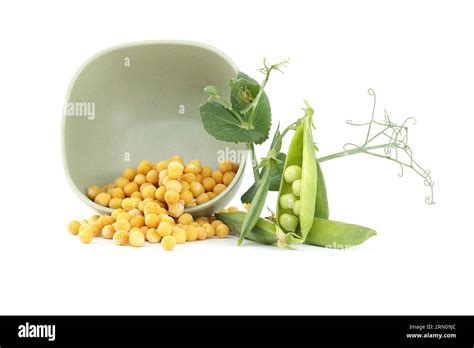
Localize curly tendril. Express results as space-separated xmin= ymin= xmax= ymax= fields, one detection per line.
xmin=321 ymin=89 xmax=435 ymax=205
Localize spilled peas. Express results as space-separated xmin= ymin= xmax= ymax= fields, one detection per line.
xmin=68 ymin=154 xmax=239 ymax=251
xmin=67 ymin=206 xmax=233 ymax=251
xmin=67 ymin=207 xmax=236 ymax=251
xmin=86 ymin=156 xmax=239 ymax=216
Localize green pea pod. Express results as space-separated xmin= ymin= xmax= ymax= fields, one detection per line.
xmin=299 ymin=116 xmax=318 ymax=234
xmin=303 ymin=218 xmax=376 ymax=248
xmin=217 ymin=211 xmax=376 ymax=249
xmin=276 ymin=103 xmax=317 ymax=239
xmin=237 ymin=158 xmax=275 ymax=245
xmin=315 ymin=160 xmax=329 ymax=219
xmin=221 ymin=211 xmax=302 ymax=246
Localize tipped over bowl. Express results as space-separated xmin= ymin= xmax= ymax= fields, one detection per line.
xmin=62 ymin=40 xmax=246 ymax=217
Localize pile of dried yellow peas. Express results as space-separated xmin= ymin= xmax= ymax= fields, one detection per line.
xmin=67 ymin=206 xmax=237 ymax=251
xmin=67 ymin=156 xmax=239 ymax=250
xmin=87 ymin=156 xmax=238 ymax=213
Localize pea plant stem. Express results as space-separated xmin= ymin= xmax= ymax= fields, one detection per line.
xmin=318 ymin=144 xmax=388 ymax=163
xmin=246 ymin=59 xmax=289 ymax=126
xmin=247 ymin=119 xmax=300 ymax=186
xmin=248 ymin=143 xmax=261 ymax=184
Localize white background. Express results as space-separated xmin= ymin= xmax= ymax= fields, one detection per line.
xmin=1 ymin=0 xmax=473 ymax=315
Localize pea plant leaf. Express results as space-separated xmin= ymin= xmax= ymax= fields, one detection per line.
xmin=230 ymin=72 xmax=260 ymax=114
xmin=199 ymin=100 xmax=266 ymax=144
xmin=229 ymin=72 xmax=272 ymax=145
xmin=199 ymin=72 xmax=272 ymax=145
xmin=251 ymin=92 xmax=272 ymax=145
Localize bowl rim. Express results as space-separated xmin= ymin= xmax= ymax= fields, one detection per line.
xmin=61 ymin=39 xmax=247 ymax=214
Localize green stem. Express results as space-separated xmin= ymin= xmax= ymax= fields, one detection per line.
xmin=248 ymin=143 xmax=261 ymax=184
xmin=280 ymin=123 xmax=295 ymax=141
xmin=318 ymin=144 xmax=389 ymax=163
xmin=246 ymin=84 xmax=266 ymax=126
xmin=245 ymin=62 xmax=283 ymax=126
xmin=212 ymin=95 xmax=246 ymax=125
xmin=247 ymin=119 xmax=299 ymax=189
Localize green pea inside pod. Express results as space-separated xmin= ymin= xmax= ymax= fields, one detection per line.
xmin=279 ymin=193 xmax=298 ymax=210
xmin=283 ymin=165 xmax=302 ymax=184
xmin=292 ymin=179 xmax=302 ymax=197
xmin=279 ymin=213 xmax=299 ymax=232
xmin=292 ymin=200 xmax=301 ymax=216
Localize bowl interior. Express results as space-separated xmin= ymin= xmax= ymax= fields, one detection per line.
xmin=63 ymin=41 xmax=246 ymax=214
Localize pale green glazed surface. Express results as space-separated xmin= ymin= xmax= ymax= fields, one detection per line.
xmin=62 ymin=41 xmax=246 ymax=217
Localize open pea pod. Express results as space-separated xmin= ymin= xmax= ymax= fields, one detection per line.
xmin=216 ymin=211 xmax=376 ymax=249
xmin=276 ymin=102 xmax=317 ymax=239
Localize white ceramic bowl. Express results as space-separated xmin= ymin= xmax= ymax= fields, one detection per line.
xmin=62 ymin=41 xmax=246 ymax=216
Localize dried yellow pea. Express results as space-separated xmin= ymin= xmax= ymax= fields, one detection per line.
xmin=67 ymin=220 xmax=81 ymax=235
xmin=161 ymin=235 xmax=176 ymax=251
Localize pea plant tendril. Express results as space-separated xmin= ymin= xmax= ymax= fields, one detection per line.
xmin=318 ymin=88 xmax=435 ymax=205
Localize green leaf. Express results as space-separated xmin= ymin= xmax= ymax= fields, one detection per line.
xmin=199 ymin=100 xmax=264 ymax=144
xmin=230 ymin=74 xmax=260 ymax=114
xmin=229 ymin=72 xmax=272 ymax=145
xmin=270 ymin=152 xmax=287 ymax=189
xmin=241 ymin=152 xmax=286 ymax=203
xmin=252 ymin=94 xmax=271 ymax=145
